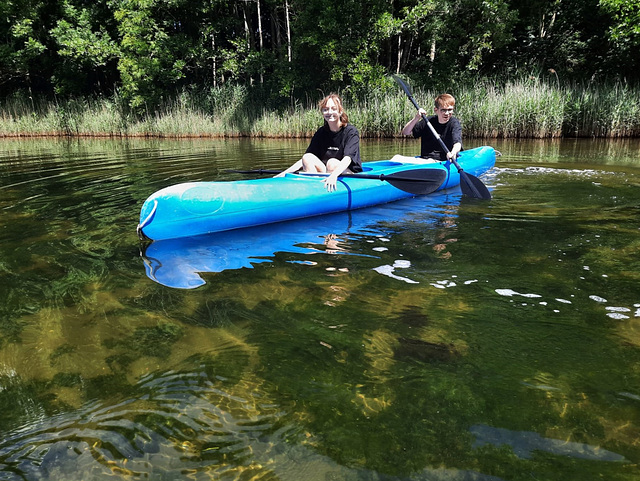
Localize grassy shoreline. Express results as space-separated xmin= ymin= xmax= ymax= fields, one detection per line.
xmin=2 ymin=80 xmax=639 ymax=139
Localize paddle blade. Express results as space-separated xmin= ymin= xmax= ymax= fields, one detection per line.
xmin=392 ymin=75 xmax=413 ymax=97
xmin=384 ymin=169 xmax=447 ymax=195
xmin=460 ymin=172 xmax=492 ymax=199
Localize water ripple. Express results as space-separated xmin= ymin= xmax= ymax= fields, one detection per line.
xmin=0 ymin=368 xmax=290 ymax=480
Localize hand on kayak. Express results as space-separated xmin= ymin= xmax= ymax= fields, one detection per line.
xmin=322 ymin=173 xmax=340 ymax=192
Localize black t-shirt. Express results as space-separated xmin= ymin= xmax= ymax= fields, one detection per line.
xmin=306 ymin=123 xmax=362 ymax=172
xmin=412 ymin=116 xmax=462 ymax=160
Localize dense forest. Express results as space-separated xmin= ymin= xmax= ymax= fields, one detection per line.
xmin=2 ymin=0 xmax=639 ymax=110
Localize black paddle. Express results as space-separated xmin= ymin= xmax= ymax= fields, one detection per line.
xmin=225 ymin=168 xmax=447 ymax=195
xmin=392 ymin=75 xmax=492 ymax=199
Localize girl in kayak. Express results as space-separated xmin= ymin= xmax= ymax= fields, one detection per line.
xmin=275 ymin=94 xmax=362 ymax=192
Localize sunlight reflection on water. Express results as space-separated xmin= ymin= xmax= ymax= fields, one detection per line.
xmin=1 ymin=138 xmax=640 ymax=480
xmin=0 ymin=368 xmax=292 ymax=480
xmin=0 ymin=366 xmax=512 ymax=481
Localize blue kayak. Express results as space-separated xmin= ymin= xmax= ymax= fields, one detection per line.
xmin=141 ymin=189 xmax=459 ymax=288
xmin=138 ymin=146 xmax=495 ymax=241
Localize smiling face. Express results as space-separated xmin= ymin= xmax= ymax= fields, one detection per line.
xmin=319 ymin=94 xmax=347 ymax=131
xmin=434 ymin=94 xmax=456 ymax=124
xmin=435 ymin=105 xmax=454 ymax=124
xmin=321 ymin=98 xmax=340 ymax=124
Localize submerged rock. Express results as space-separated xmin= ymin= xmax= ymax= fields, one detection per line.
xmin=394 ymin=337 xmax=460 ymax=363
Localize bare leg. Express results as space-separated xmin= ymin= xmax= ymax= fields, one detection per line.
xmin=326 ymin=157 xmax=352 ymax=174
xmin=302 ymin=153 xmax=327 ymax=172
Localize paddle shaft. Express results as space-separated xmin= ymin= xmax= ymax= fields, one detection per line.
xmin=392 ymin=75 xmax=491 ymax=199
xmin=228 ymin=169 xmax=437 ymax=182
xmin=404 ymin=93 xmax=455 ymax=163
xmin=226 ymin=167 xmax=447 ymax=195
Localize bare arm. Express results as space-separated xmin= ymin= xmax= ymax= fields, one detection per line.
xmin=401 ymin=108 xmax=428 ymax=136
xmin=323 ymin=157 xmax=352 ymax=192
xmin=447 ymin=142 xmax=462 ymax=160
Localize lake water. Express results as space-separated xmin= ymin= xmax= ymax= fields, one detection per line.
xmin=1 ymin=137 xmax=639 ymax=481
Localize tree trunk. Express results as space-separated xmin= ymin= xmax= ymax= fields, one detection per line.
xmin=285 ymin=0 xmax=292 ymax=63
xmin=429 ymin=38 xmax=436 ymax=76
xmin=540 ymin=10 xmax=557 ymax=38
xmin=272 ymin=8 xmax=280 ymax=52
xmin=396 ymin=35 xmax=403 ymax=74
xmin=257 ymin=0 xmax=264 ymax=83
xmin=211 ymin=32 xmax=217 ymax=87
xmin=401 ymin=36 xmax=413 ymax=72
xmin=242 ymin=4 xmax=253 ymax=85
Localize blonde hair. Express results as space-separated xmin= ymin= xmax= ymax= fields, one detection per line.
xmin=435 ymin=94 xmax=455 ymax=109
xmin=319 ymin=93 xmax=349 ymax=125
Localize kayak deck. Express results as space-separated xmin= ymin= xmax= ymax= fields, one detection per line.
xmin=138 ymin=146 xmax=496 ymax=241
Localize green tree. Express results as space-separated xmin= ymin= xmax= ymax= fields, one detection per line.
xmin=453 ymin=0 xmax=515 ymax=73
xmin=0 ymin=0 xmax=57 ymax=92
xmin=1 ymin=0 xmax=638 ymax=107
xmin=109 ymin=0 xmax=194 ymax=110
xmin=600 ymin=0 xmax=640 ymax=77
xmin=600 ymin=0 xmax=640 ymax=42
xmin=50 ymin=0 xmax=120 ymax=94
xmin=498 ymin=0 xmax=615 ymax=80
xmin=369 ymin=0 xmax=516 ymax=86
xmin=288 ymin=0 xmax=391 ymax=95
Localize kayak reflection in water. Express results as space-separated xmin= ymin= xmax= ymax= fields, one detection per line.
xmin=275 ymin=93 xmax=362 ymax=192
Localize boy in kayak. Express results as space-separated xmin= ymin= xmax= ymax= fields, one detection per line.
xmin=394 ymin=93 xmax=462 ymax=163
xmin=275 ymin=94 xmax=362 ymax=192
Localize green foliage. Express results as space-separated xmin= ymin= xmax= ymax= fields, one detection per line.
xmin=110 ymin=0 xmax=183 ymax=110
xmin=600 ymin=0 xmax=640 ymax=43
xmin=48 ymin=3 xmax=116 ymax=94
xmin=0 ymin=1 xmax=48 ymax=87
xmin=0 ymin=0 xmax=639 ymax=112
xmin=500 ymin=0 xmax=617 ymax=79
xmin=599 ymin=0 xmax=640 ymax=77
xmin=52 ymin=1 xmax=119 ymax=67
xmin=3 ymin=79 xmax=639 ymax=138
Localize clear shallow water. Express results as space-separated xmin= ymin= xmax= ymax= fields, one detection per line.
xmin=1 ymin=137 xmax=639 ymax=480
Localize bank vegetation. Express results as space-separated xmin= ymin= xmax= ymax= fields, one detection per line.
xmin=2 ymin=0 xmax=640 ymax=138
xmin=1 ymin=79 xmax=639 ymax=139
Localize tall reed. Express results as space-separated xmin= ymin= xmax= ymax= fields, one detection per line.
xmin=457 ymin=78 xmax=565 ymax=138
xmin=563 ymin=82 xmax=640 ymax=137
xmin=1 ymin=80 xmax=639 ymax=138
